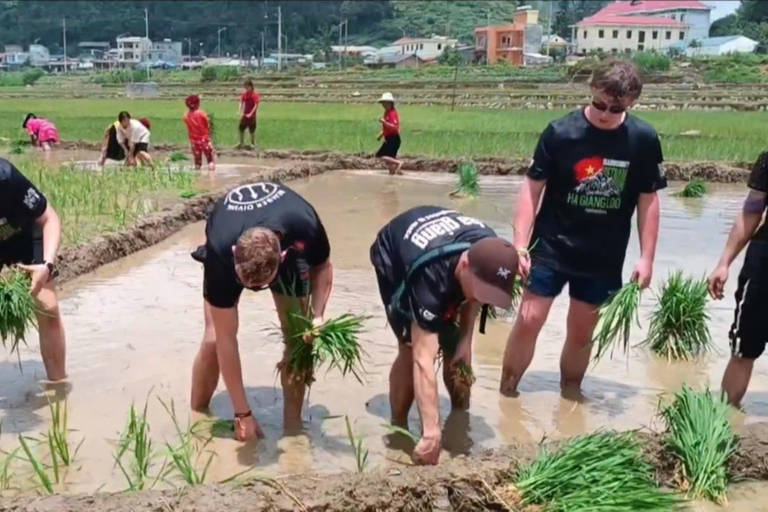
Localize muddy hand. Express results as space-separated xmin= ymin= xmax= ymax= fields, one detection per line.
xmin=17 ymin=263 xmax=50 ymax=296
xmin=707 ymin=265 xmax=728 ymax=300
xmin=235 ymin=414 xmax=265 ymax=441
xmin=413 ymin=435 xmax=441 ymax=465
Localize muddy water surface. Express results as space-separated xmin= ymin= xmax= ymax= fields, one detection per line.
xmin=2 ymin=170 xmax=767 ymax=503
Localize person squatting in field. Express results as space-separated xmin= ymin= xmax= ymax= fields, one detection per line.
xmin=376 ymin=92 xmax=403 ymax=175
xmin=0 ymin=158 xmax=66 ymax=382
xmin=23 ymin=114 xmax=60 ymax=153
xmin=238 ymin=79 xmax=260 ymax=150
xmin=500 ymin=60 xmax=666 ymax=398
xmin=115 ymin=111 xmax=154 ymax=169
xmin=190 ymin=181 xmax=333 ymax=440
xmin=370 ymin=206 xmax=518 ymax=465
xmin=97 ymin=119 xmax=126 ymax=168
xmin=183 ymin=95 xmax=216 ymax=172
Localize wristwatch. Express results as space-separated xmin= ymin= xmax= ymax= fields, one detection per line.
xmin=44 ymin=261 xmax=59 ymax=281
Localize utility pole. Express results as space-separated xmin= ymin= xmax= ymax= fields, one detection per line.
xmin=185 ymin=38 xmax=192 ymax=63
xmin=62 ymin=18 xmax=67 ymax=74
xmin=344 ymin=18 xmax=348 ymax=69
xmin=277 ymin=5 xmax=282 ymax=71
xmin=144 ymin=8 xmax=151 ymax=79
xmin=546 ymin=0 xmax=553 ymax=57
xmin=218 ymin=27 xmax=227 ymax=59
xmin=261 ymin=31 xmax=266 ymax=69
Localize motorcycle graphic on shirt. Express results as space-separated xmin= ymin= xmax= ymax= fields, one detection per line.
xmin=567 ymin=156 xmax=629 ymax=213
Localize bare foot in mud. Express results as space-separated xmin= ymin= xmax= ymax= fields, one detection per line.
xmin=394 ymin=162 xmax=403 ymax=175
xmin=499 ymin=371 xmax=520 ymax=398
xmin=560 ymin=384 xmax=587 ymax=403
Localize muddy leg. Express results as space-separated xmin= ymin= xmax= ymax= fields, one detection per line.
xmin=390 ymin=343 xmax=415 ymax=428
xmin=35 ymin=280 xmax=66 ymax=382
xmin=560 ymin=298 xmax=600 ymax=391
xmin=722 ymin=356 xmax=754 ymax=408
xmin=191 ymin=300 xmax=220 ymax=412
xmin=273 ymin=292 xmax=309 ymax=435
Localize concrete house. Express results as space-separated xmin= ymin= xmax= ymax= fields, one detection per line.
xmin=474 ymin=8 xmax=542 ymax=66
xmin=383 ymin=36 xmax=457 ymax=61
xmin=117 ymin=36 xmax=152 ymax=66
xmin=149 ymin=39 xmax=183 ymax=65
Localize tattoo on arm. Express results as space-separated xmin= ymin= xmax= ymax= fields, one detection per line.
xmin=743 ymin=190 xmax=767 ymax=214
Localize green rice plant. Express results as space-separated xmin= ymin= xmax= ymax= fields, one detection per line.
xmin=10 ymin=139 xmax=27 ymax=154
xmin=0 ymin=268 xmax=37 ymax=355
xmin=18 ymin=435 xmax=53 ymax=494
xmin=43 ymin=399 xmax=82 ymax=472
xmin=114 ymin=401 xmax=162 ymax=491
xmin=0 ymin=423 xmax=19 ymax=491
xmin=381 ymin=424 xmax=419 ymax=445
xmin=659 ymin=385 xmax=737 ymax=503
xmin=449 ymin=161 xmax=480 ymax=198
xmin=168 ymin=151 xmax=188 ymax=162
xmin=180 ymin=189 xmax=199 ymax=199
xmin=515 ymin=431 xmax=680 ymax=511
xmin=591 ymin=282 xmax=642 ymax=362
xmin=643 ymin=272 xmax=712 ymax=361
xmin=344 ymin=416 xmax=369 ymax=473
xmin=436 ymin=322 xmax=475 ymax=400
xmin=675 ymin=180 xmax=707 ymax=198
xmin=158 ymin=398 xmax=215 ymax=486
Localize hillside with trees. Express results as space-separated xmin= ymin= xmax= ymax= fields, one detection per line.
xmin=710 ymin=0 xmax=768 ymax=50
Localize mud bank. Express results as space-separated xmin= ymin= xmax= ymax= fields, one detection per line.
xmin=55 ymin=161 xmax=333 ymax=284
xmin=3 ymin=423 xmax=768 ymax=512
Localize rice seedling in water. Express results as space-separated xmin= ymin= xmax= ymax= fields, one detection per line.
xmin=643 ymin=272 xmax=712 ymax=361
xmin=43 ymin=399 xmax=82 ymax=474
xmin=591 ymin=282 xmax=642 ymax=362
xmin=180 ymin=189 xmax=199 ymax=199
xmin=158 ymin=398 xmax=215 ymax=486
xmin=675 ymin=180 xmax=707 ymax=198
xmin=168 ymin=151 xmax=188 ymax=162
xmin=515 ymin=431 xmax=679 ymax=511
xmin=0 ymin=423 xmax=19 ymax=491
xmin=114 ymin=401 xmax=162 ymax=491
xmin=437 ymin=322 xmax=476 ymax=401
xmin=449 ymin=161 xmax=480 ymax=198
xmin=0 ymin=268 xmax=37 ymax=355
xmin=344 ymin=416 xmax=369 ymax=473
xmin=18 ymin=435 xmax=53 ymax=494
xmin=659 ymin=385 xmax=737 ymax=503
xmin=381 ymin=424 xmax=419 ymax=445
xmin=10 ymin=139 xmax=27 ymax=154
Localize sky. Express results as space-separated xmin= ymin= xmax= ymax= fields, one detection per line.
xmin=703 ymin=1 xmax=740 ymax=21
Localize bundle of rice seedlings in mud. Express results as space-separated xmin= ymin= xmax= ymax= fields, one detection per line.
xmin=643 ymin=272 xmax=711 ymax=361
xmin=449 ymin=161 xmax=480 ymax=198
xmin=514 ymin=431 xmax=679 ymax=511
xmin=0 ymin=268 xmax=36 ymax=354
xmin=10 ymin=139 xmax=27 ymax=155
xmin=659 ymin=385 xmax=737 ymax=504
xmin=591 ymin=282 xmax=642 ymax=362
xmin=438 ymin=322 xmax=475 ymax=401
xmin=675 ymin=180 xmax=707 ymax=199
xmin=282 ymin=304 xmax=369 ymax=387
xmin=168 ymin=152 xmax=188 ymax=162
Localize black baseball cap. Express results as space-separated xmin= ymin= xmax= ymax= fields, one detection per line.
xmin=466 ymin=238 xmax=519 ymax=309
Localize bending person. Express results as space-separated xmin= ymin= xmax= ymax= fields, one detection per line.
xmin=115 ymin=111 xmax=154 ymax=168
xmin=97 ymin=120 xmax=126 ymax=168
xmin=23 ymin=114 xmax=60 ymax=153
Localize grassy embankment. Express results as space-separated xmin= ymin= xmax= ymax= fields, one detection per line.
xmin=0 ymin=99 xmax=766 ymax=162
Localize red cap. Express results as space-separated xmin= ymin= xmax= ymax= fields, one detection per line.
xmin=466 ymin=238 xmax=519 ymax=309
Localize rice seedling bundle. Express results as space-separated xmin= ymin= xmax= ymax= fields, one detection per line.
xmin=643 ymin=272 xmax=711 ymax=361
xmin=0 ymin=268 xmax=36 ymax=354
xmin=168 ymin=151 xmax=189 ymax=162
xmin=591 ymin=282 xmax=642 ymax=362
xmin=115 ymin=402 xmax=159 ymax=491
xmin=515 ymin=431 xmax=679 ymax=511
xmin=438 ymin=322 xmax=475 ymax=399
xmin=283 ymin=307 xmax=369 ymax=387
xmin=659 ymin=385 xmax=737 ymax=503
xmin=449 ymin=161 xmax=480 ymax=198
xmin=675 ymin=180 xmax=707 ymax=198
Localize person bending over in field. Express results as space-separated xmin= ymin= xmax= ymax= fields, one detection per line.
xmin=183 ymin=95 xmax=216 ymax=172
xmin=500 ymin=60 xmax=666 ymax=398
xmin=23 ymin=114 xmax=59 ymax=153
xmin=115 ymin=111 xmax=154 ymax=169
xmin=376 ymin=93 xmax=403 ymax=175
xmin=0 ymin=158 xmax=66 ymax=382
xmin=238 ymin=79 xmax=260 ymax=150
xmin=708 ymin=149 xmax=768 ymax=408
xmin=97 ymin=120 xmax=126 ymax=168
xmin=190 ymin=182 xmax=333 ymax=440
xmin=370 ymin=206 xmax=518 ymax=465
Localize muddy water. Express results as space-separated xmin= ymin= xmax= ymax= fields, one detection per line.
xmin=2 ymin=170 xmax=767 ymax=503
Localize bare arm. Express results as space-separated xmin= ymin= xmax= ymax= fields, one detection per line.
xmin=308 ymin=259 xmax=333 ymax=321
xmin=209 ymin=303 xmax=251 ymax=415
xmin=451 ymin=302 xmax=480 ymax=364
xmin=247 ymin=104 xmax=258 ymax=118
xmin=637 ymin=192 xmax=661 ymax=262
xmin=513 ymin=177 xmax=546 ymax=249
xmin=717 ymin=190 xmax=765 ymax=267
xmin=35 ymin=205 xmax=62 ymax=264
xmin=411 ymin=322 xmax=441 ymax=438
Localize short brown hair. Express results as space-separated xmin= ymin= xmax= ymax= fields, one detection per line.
xmin=244 ymin=79 xmax=254 ymax=88
xmin=234 ymin=227 xmax=280 ymax=285
xmin=590 ymin=60 xmax=643 ymax=100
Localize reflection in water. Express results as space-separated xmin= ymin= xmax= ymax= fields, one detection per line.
xmin=0 ymin=170 xmax=764 ymax=493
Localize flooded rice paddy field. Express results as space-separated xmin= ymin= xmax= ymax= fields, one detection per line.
xmin=1 ymin=167 xmax=768 ymax=506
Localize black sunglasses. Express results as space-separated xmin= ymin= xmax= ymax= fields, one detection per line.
xmin=591 ymin=100 xmax=626 ymax=114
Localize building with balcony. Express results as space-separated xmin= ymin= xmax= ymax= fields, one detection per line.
xmin=149 ymin=39 xmax=182 ymax=65
xmin=117 ymin=36 xmax=151 ymax=67
xmin=474 ymin=8 xmax=540 ymax=65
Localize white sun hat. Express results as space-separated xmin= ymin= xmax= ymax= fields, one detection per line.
xmin=378 ymin=92 xmax=395 ymax=103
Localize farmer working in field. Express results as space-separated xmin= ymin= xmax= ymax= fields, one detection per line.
xmin=23 ymin=114 xmax=59 ymax=153
xmin=708 ymin=149 xmax=768 ymax=408
xmin=190 ymin=182 xmax=333 ymax=440
xmin=376 ymin=92 xmax=403 ymax=175
xmin=500 ymin=60 xmax=666 ymax=397
xmin=370 ymin=206 xmax=518 ymax=465
xmin=238 ymin=79 xmax=260 ymax=150
xmin=97 ymin=119 xmax=126 ymax=168
xmin=0 ymin=158 xmax=66 ymax=382
xmin=183 ymin=95 xmax=216 ymax=172
xmin=115 ymin=111 xmax=154 ymax=169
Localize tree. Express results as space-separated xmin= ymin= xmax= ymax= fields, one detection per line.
xmin=438 ymin=46 xmax=462 ymax=66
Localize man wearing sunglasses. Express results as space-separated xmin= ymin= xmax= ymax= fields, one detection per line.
xmin=501 ymin=60 xmax=666 ymax=397
xmin=190 ymin=182 xmax=333 ymax=441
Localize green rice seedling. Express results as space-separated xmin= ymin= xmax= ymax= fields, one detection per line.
xmin=10 ymin=139 xmax=26 ymax=154
xmin=18 ymin=435 xmax=53 ymax=494
xmin=436 ymin=322 xmax=475 ymax=401
xmin=515 ymin=431 xmax=679 ymax=511
xmin=168 ymin=151 xmax=189 ymax=162
xmin=114 ymin=401 xmax=161 ymax=491
xmin=643 ymin=272 xmax=712 ymax=361
xmin=43 ymin=399 xmax=82 ymax=479
xmin=344 ymin=416 xmax=369 ymax=473
xmin=591 ymin=282 xmax=642 ymax=362
xmin=381 ymin=424 xmax=419 ymax=445
xmin=675 ymin=180 xmax=707 ymax=198
xmin=0 ymin=268 xmax=37 ymax=355
xmin=449 ymin=161 xmax=480 ymax=198
xmin=0 ymin=422 xmax=19 ymax=491
xmin=158 ymin=398 xmax=215 ymax=486
xmin=659 ymin=385 xmax=737 ymax=503
xmin=180 ymin=189 xmax=199 ymax=199
xmin=209 ymin=419 xmax=235 ymax=438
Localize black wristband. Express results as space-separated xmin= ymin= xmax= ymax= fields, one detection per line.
xmin=234 ymin=410 xmax=252 ymax=419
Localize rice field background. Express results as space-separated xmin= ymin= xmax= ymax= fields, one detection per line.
xmin=0 ymin=99 xmax=766 ymax=162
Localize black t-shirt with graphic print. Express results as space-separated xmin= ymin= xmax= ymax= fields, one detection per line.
xmin=203 ymin=182 xmax=330 ymax=308
xmin=528 ymin=109 xmax=667 ymax=279
xmin=741 ymin=149 xmax=768 ymax=278
xmin=371 ymin=206 xmax=497 ymax=333
xmin=0 ymin=158 xmax=47 ymax=246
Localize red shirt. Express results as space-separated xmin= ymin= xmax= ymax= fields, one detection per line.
xmin=240 ymin=90 xmax=261 ymax=117
xmin=183 ymin=109 xmax=210 ymax=143
xmin=382 ymin=108 xmax=400 ymax=137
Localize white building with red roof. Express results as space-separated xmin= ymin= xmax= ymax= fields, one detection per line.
xmin=573 ymin=0 xmax=712 ymax=55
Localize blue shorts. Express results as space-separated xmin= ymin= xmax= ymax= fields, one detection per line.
xmin=527 ymin=264 xmax=622 ymax=306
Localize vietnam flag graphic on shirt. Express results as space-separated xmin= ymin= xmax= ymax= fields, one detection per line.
xmin=574 ymin=156 xmax=605 ymax=183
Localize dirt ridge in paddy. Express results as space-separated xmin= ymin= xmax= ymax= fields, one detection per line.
xmin=3 ymin=423 xmax=768 ymax=511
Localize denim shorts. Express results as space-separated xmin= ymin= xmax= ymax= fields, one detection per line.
xmin=527 ymin=264 xmax=622 ymax=306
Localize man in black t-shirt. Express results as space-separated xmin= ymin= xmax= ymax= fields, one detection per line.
xmin=371 ymin=206 xmax=519 ymax=465
xmin=708 ymin=149 xmax=768 ymax=408
xmin=501 ymin=60 xmax=667 ymax=397
xmin=0 ymin=158 xmax=66 ymax=382
xmin=190 ymin=182 xmax=333 ymax=440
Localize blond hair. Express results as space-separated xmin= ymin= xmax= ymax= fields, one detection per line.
xmin=234 ymin=227 xmax=280 ymax=286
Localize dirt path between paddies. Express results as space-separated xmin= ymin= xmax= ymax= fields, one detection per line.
xmin=2 ymin=423 xmax=768 ymax=511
